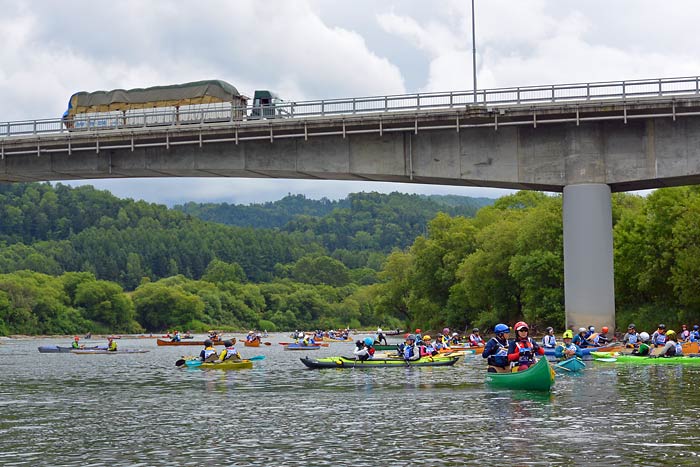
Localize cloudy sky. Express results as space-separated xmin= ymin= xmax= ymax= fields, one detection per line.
xmin=1 ymin=0 xmax=696 ymax=205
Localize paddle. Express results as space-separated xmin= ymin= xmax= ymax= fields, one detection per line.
xmin=594 ymin=357 xmax=618 ymax=362
xmin=554 ymin=363 xmax=572 ymax=372
xmin=175 ymin=358 xmax=186 ymax=367
xmin=249 ymin=355 xmax=265 ymax=361
xmin=264 ymin=342 xmax=271 ymax=346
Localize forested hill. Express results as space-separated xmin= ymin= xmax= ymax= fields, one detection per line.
xmin=176 ymin=192 xmax=493 ymax=253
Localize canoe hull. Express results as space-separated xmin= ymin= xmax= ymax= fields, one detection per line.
xmin=243 ymin=340 xmax=260 ymax=347
xmin=486 ymin=357 xmax=555 ymax=392
xmin=185 ymin=359 xmax=253 ymax=370
xmin=71 ymin=349 xmax=149 ymax=354
xmin=301 ymin=355 xmax=459 ymax=369
xmin=156 ymin=339 xmax=224 ymax=346
xmin=592 ymin=351 xmax=700 ymax=365
xmin=38 ymin=345 xmax=104 ymax=353
xmin=284 ymin=344 xmax=320 ymax=350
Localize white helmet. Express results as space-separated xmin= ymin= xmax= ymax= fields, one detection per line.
xmin=639 ymin=332 xmax=650 ymax=342
xmin=578 ymin=327 xmax=587 ymax=333
xmin=452 ymin=332 xmax=458 ymax=336
xmin=377 ymin=328 xmax=382 ymax=333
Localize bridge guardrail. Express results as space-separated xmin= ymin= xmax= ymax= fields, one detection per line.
xmin=2 ymin=76 xmax=700 ymax=139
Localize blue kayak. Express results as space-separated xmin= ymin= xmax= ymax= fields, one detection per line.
xmin=544 ymin=344 xmax=620 ymax=361
xmin=554 ymin=357 xmax=586 ymax=372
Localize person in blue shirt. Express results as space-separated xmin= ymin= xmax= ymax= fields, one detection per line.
xmin=482 ymin=324 xmax=510 ymax=373
xmin=690 ymin=325 xmax=700 ymax=342
xmin=554 ymin=330 xmax=582 ymax=360
xmin=402 ymin=334 xmax=420 ymax=361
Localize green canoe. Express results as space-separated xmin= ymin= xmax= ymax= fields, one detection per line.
xmin=300 ymin=355 xmax=459 ymax=369
xmin=591 ymin=351 xmax=700 ymax=365
xmin=485 ymin=357 xmax=555 ymax=392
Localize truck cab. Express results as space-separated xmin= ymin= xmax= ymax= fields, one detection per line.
xmin=249 ymin=90 xmax=288 ymax=119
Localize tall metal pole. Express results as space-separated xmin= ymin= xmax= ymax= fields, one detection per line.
xmin=471 ymin=0 xmax=477 ymax=103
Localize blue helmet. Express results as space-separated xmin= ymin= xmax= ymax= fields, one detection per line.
xmin=494 ymin=324 xmax=509 ymax=334
xmin=364 ymin=337 xmax=374 ymax=346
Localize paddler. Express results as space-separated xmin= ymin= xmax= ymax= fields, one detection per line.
xmin=71 ymin=336 xmax=81 ymax=349
xmin=651 ymin=324 xmax=667 ymax=347
xmin=554 ymin=330 xmax=582 ymax=360
xmin=658 ymin=330 xmax=682 ymax=357
xmin=632 ymin=332 xmax=651 ymax=356
xmin=199 ymin=339 xmax=218 ymax=362
xmin=401 ymin=334 xmax=420 ymax=361
xmin=623 ymin=324 xmax=639 ymax=348
xmin=469 ymin=328 xmax=485 ymax=347
xmin=218 ymin=339 xmax=241 ymax=361
xmin=593 ymin=327 xmax=610 ymax=346
xmin=507 ymin=321 xmax=544 ymax=372
xmin=573 ymin=328 xmax=589 ymax=348
xmin=353 ymin=337 xmax=375 ymax=361
xmin=419 ymin=335 xmax=438 ymax=357
xmin=482 ymin=324 xmax=510 ymax=373
xmin=107 ymin=337 xmax=118 ymax=352
xmin=541 ymin=327 xmax=557 ymax=349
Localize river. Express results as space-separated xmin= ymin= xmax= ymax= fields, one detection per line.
xmin=1 ymin=335 xmax=699 ymax=466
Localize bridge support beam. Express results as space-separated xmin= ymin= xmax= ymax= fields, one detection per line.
xmin=563 ymin=183 xmax=615 ymax=333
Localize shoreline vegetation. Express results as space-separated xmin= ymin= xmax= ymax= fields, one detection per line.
xmin=0 ymin=183 xmax=699 ymax=336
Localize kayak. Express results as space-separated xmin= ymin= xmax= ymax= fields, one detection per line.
xmin=544 ymin=344 xmax=621 ymax=360
xmin=591 ymin=351 xmax=700 ymax=365
xmin=38 ymin=345 xmax=105 ymax=353
xmin=485 ymin=357 xmax=555 ymax=392
xmin=244 ymin=340 xmax=260 ymax=347
xmin=279 ymin=342 xmax=329 ymax=347
xmin=184 ymin=359 xmax=253 ymax=370
xmin=284 ymin=343 xmax=321 ymax=350
xmin=555 ymin=357 xmax=586 ymax=372
xmin=156 ymin=339 xmax=225 ymax=346
xmin=71 ymin=349 xmax=150 ymax=354
xmin=300 ymin=355 xmax=460 ymax=369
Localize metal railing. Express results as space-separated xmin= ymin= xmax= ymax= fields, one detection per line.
xmin=2 ymin=75 xmax=700 ymax=139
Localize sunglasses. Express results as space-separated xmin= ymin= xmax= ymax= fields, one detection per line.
xmin=517 ymin=329 xmax=529 ymax=332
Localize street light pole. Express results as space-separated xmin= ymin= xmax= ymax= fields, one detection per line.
xmin=471 ymin=0 xmax=477 ymax=103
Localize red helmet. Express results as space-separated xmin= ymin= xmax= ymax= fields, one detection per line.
xmin=415 ymin=328 xmax=421 ymax=333
xmin=514 ymin=321 xmax=529 ymax=332
xmin=601 ymin=326 xmax=609 ymax=333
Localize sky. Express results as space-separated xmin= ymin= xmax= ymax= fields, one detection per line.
xmin=1 ymin=0 xmax=697 ymax=206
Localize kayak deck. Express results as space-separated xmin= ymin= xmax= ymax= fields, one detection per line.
xmin=485 ymin=357 xmax=555 ymax=392
xmin=184 ymin=359 xmax=253 ymax=370
xmin=300 ymin=355 xmax=459 ymax=369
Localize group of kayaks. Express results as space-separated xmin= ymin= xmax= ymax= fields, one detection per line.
xmin=591 ymin=351 xmax=700 ymax=365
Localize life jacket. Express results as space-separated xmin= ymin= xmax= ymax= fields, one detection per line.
xmin=626 ymin=333 xmax=639 ymax=345
xmin=542 ymin=335 xmax=556 ymax=348
xmin=514 ymin=339 xmax=535 ymax=366
xmin=221 ymin=346 xmax=238 ymax=360
xmin=691 ymin=331 xmax=700 ymax=342
xmin=557 ymin=342 xmax=578 ymax=358
xmin=403 ymin=344 xmax=416 ymax=359
xmin=108 ymin=341 xmax=117 ymax=351
xmin=469 ymin=334 xmax=483 ymax=346
xmin=367 ymin=347 xmax=375 ymax=357
xmin=674 ymin=342 xmax=683 ymax=356
xmin=653 ymin=332 xmax=667 ymax=346
xmin=485 ymin=337 xmax=509 ymax=368
xmin=202 ymin=347 xmax=216 ymax=360
xmin=72 ymin=341 xmax=80 ymax=349
xmin=680 ymin=330 xmax=690 ymax=341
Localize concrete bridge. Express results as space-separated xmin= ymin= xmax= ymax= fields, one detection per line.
xmin=4 ymin=76 xmax=700 ymax=331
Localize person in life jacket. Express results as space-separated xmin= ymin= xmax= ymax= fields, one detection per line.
xmin=414 ymin=329 xmax=423 ymax=345
xmin=375 ymin=328 xmax=388 ymax=346
xmin=623 ymin=324 xmax=640 ymax=348
xmin=401 ymin=334 xmax=420 ymax=361
xmin=632 ymin=332 xmax=651 ymax=356
xmin=659 ymin=330 xmax=682 ymax=357
xmin=679 ymin=324 xmax=690 ymax=342
xmin=434 ymin=334 xmax=449 ymax=351
xmin=584 ymin=326 xmax=595 ymax=340
xmin=71 ymin=336 xmax=81 ymax=349
xmin=354 ymin=337 xmax=376 ymax=361
xmin=554 ymin=330 xmax=582 ymax=360
xmin=690 ymin=325 xmax=700 ymax=342
xmin=450 ymin=332 xmax=460 ymax=346
xmin=593 ymin=327 xmax=610 ymax=346
xmin=218 ymin=339 xmax=241 ymax=361
xmin=171 ymin=330 xmax=181 ymax=342
xmin=573 ymin=328 xmax=589 ymax=348
xmin=542 ymin=327 xmax=557 ymax=349
xmin=107 ymin=337 xmax=118 ymax=352
xmin=651 ymin=324 xmax=667 ymax=347
xmin=482 ymin=324 xmax=510 ymax=373
xmin=469 ymin=328 xmax=484 ymax=347
xmin=441 ymin=327 xmax=451 ymax=343
xmin=507 ymin=321 xmax=544 ymax=372
xmin=419 ymin=335 xmax=438 ymax=357
xmin=199 ymin=339 xmax=218 ymax=362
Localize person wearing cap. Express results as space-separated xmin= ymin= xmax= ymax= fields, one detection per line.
xmin=483 ymin=324 xmax=510 ymax=373
xmin=623 ymin=324 xmax=640 ymax=348
xmin=469 ymin=328 xmax=484 ymax=347
xmin=171 ymin=330 xmax=181 ymax=342
xmin=400 ymin=334 xmax=420 ymax=361
xmin=434 ymin=334 xmax=450 ymax=351
xmin=71 ymin=336 xmax=81 ymax=349
xmin=218 ymin=338 xmax=241 ymax=361
xmin=107 ymin=337 xmax=118 ymax=352
xmin=632 ymin=332 xmax=652 ymax=356
xmin=542 ymin=327 xmax=557 ymax=349
xmin=679 ymin=324 xmax=690 ymax=342
xmin=419 ymin=335 xmax=438 ymax=357
xmin=554 ymin=330 xmax=582 ymax=361
xmin=450 ymin=332 xmax=460 ymax=346
xmin=199 ymin=339 xmax=218 ymax=362
xmin=573 ymin=328 xmax=589 ymax=348
xmin=651 ymin=324 xmax=667 ymax=347
xmin=658 ymin=330 xmax=682 ymax=357
xmin=507 ymin=321 xmax=544 ymax=372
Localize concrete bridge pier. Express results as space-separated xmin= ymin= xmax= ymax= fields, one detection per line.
xmin=563 ymin=184 xmax=616 ymax=334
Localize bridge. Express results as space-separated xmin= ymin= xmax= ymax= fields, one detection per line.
xmin=4 ymin=75 xmax=700 ymax=331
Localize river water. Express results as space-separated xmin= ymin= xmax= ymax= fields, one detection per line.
xmin=1 ymin=335 xmax=699 ymax=466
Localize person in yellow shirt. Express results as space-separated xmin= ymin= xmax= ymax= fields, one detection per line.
xmin=217 ymin=339 xmax=241 ymax=361
xmin=107 ymin=338 xmax=118 ymax=352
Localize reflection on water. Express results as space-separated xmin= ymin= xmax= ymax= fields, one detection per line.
xmin=1 ymin=336 xmax=700 ymax=466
